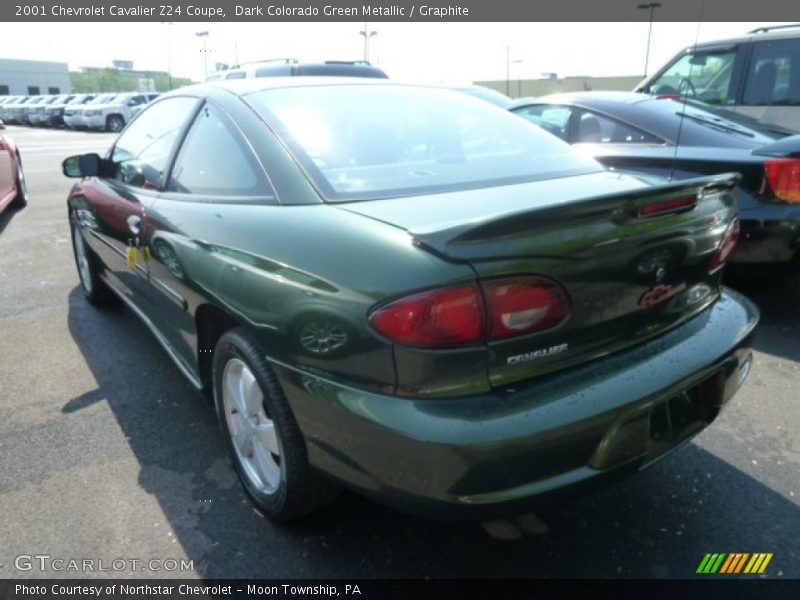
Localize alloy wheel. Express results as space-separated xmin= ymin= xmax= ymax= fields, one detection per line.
xmin=221 ymin=358 xmax=282 ymax=494
xmin=72 ymin=225 xmax=93 ymax=294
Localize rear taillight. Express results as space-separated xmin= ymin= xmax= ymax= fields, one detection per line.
xmin=638 ymin=195 xmax=697 ymax=217
xmin=368 ymin=284 xmax=483 ymax=347
xmin=369 ymin=276 xmax=570 ymax=348
xmin=709 ymin=218 xmax=740 ymax=274
xmin=764 ymin=158 xmax=800 ymax=203
xmin=483 ymin=277 xmax=570 ymax=339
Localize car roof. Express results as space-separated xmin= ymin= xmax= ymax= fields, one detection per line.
xmin=677 ymin=25 xmax=800 ymax=49
xmin=168 ymin=76 xmax=405 ymax=98
xmin=512 ymin=91 xmax=654 ymax=110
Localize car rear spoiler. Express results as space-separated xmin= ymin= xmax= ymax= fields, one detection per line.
xmin=752 ymin=134 xmax=800 ymax=158
xmin=412 ymin=173 xmax=740 ymax=254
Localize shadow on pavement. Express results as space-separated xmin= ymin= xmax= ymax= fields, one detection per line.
xmin=726 ymin=272 xmax=800 ymax=363
xmin=0 ymin=205 xmax=22 ymax=236
xmin=65 ymin=286 xmax=799 ymax=579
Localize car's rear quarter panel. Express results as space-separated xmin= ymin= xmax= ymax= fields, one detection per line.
xmin=143 ymin=199 xmax=482 ymax=394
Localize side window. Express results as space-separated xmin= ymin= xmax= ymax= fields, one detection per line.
xmin=573 ymin=109 xmax=662 ymax=144
xmin=225 ymin=71 xmax=246 ymax=80
xmin=650 ymin=50 xmax=737 ymax=105
xmin=512 ymin=105 xmax=572 ymax=141
xmin=743 ymin=39 xmax=800 ymax=106
xmin=110 ymin=97 xmax=199 ymax=190
xmin=167 ymin=103 xmax=273 ymax=198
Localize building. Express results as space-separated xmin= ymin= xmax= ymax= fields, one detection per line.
xmin=0 ymin=58 xmax=71 ymax=96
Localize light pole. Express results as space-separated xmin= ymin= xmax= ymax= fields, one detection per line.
xmin=161 ymin=22 xmax=173 ymax=90
xmin=196 ymin=30 xmax=210 ymax=80
xmin=513 ymin=59 xmax=523 ymax=98
xmin=359 ymin=22 xmax=377 ymax=62
xmin=505 ymin=46 xmax=510 ymax=96
xmin=637 ymin=2 xmax=661 ymax=78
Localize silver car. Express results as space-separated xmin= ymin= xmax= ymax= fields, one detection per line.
xmin=64 ymin=94 xmax=116 ymax=130
xmin=83 ymin=92 xmax=160 ymax=132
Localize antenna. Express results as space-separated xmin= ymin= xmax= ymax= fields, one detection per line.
xmin=670 ymin=0 xmax=706 ymax=181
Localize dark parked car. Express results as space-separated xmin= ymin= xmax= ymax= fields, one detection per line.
xmin=512 ymin=91 xmax=800 ymax=269
xmin=0 ymin=118 xmax=28 ymax=213
xmin=63 ymin=79 xmax=757 ymax=521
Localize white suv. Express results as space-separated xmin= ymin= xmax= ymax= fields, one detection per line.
xmin=82 ymin=92 xmax=160 ymax=132
xmin=636 ymin=24 xmax=800 ymax=132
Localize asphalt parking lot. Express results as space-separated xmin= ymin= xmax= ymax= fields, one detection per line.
xmin=0 ymin=125 xmax=798 ymax=579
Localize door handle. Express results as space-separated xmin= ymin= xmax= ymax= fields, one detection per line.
xmin=127 ymin=215 xmax=141 ymax=235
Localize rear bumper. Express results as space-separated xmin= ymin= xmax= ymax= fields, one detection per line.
xmin=272 ymin=288 xmax=759 ymax=519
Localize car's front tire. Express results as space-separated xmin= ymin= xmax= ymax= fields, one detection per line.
xmin=106 ymin=115 xmax=125 ymax=133
xmin=212 ymin=328 xmax=340 ymax=521
xmin=11 ymin=153 xmax=27 ymax=209
xmin=70 ymin=217 xmax=117 ymax=305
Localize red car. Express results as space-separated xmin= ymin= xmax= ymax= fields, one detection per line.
xmin=0 ymin=119 xmax=27 ymax=213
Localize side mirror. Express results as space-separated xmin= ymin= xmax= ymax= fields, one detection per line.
xmin=0 ymin=118 xmax=5 ymax=130
xmin=62 ymin=153 xmax=103 ymax=178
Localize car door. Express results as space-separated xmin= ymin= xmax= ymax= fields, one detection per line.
xmin=76 ymin=96 xmax=199 ymax=307
xmin=142 ymin=101 xmax=278 ymax=372
xmin=735 ymin=37 xmax=800 ymax=133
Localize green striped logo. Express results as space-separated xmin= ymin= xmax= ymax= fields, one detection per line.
xmin=697 ymin=553 xmax=773 ymax=574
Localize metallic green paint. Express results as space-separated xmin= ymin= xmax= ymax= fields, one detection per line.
xmin=270 ymin=289 xmax=757 ymax=519
xmin=64 ymin=81 xmax=760 ymax=518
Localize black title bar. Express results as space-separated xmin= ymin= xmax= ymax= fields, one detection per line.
xmin=3 ymin=0 xmax=800 ymax=22
xmin=1 ymin=579 xmax=798 ymax=600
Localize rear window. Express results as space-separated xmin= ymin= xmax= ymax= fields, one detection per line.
xmin=294 ymin=64 xmax=387 ymax=78
xmin=248 ymin=85 xmax=600 ymax=201
xmin=255 ymin=65 xmax=292 ymax=77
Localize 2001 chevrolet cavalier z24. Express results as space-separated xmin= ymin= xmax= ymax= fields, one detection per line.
xmin=63 ymin=79 xmax=758 ymax=521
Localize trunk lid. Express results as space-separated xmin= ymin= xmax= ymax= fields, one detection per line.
xmin=341 ymin=171 xmax=740 ymax=388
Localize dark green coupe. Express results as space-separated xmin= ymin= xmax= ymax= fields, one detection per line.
xmin=63 ymin=79 xmax=758 ymax=521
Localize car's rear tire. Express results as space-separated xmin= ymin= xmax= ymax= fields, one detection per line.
xmin=106 ymin=115 xmax=125 ymax=133
xmin=70 ymin=217 xmax=117 ymax=305
xmin=212 ymin=328 xmax=341 ymax=521
xmin=10 ymin=153 xmax=27 ymax=209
